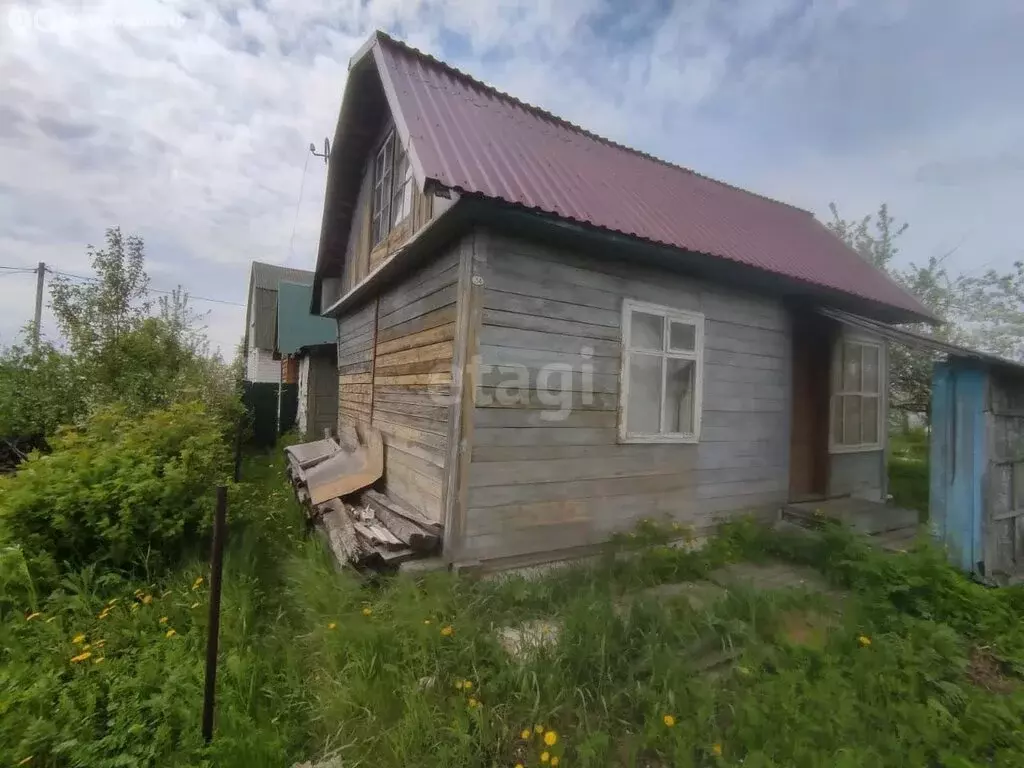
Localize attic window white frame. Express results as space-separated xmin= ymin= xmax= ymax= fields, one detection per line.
xmin=618 ymin=299 xmax=704 ymax=444
xmin=370 ymin=129 xmax=413 ymax=247
xmin=829 ymin=336 xmax=884 ymax=453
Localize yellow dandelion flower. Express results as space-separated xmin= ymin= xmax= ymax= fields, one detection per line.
xmin=16 ymin=757 xmax=33 ymax=766
xmin=327 ymin=622 xmax=337 ymax=630
xmin=440 ymin=625 xmax=454 ymax=637
xmin=362 ymin=607 xmax=372 ymax=617
xmin=858 ymin=635 xmax=871 ymax=647
xmin=192 ymin=576 xmax=204 ymax=590
xmin=72 ymin=634 xmax=86 ymax=645
xmin=93 ymin=657 xmax=105 ymax=665
xmin=467 ymin=697 xmax=478 ymax=708
xmin=712 ymin=743 xmax=722 ymax=757
xmin=159 ymin=616 xmax=168 ymax=624
xmin=540 ymin=752 xmax=550 ymax=763
xmin=544 ymin=731 xmax=558 ymax=747
xmin=535 ymin=724 xmax=544 ymax=734
xmin=25 ymin=612 xmax=41 ymax=622
xmin=165 ymin=628 xmax=177 ymax=639
xmin=551 ymin=759 xmax=560 ymax=767
xmin=70 ymin=651 xmax=92 ymax=663
xmin=520 ymin=729 xmax=531 ymax=740
xmin=663 ymin=714 xmax=676 ymax=728
xmin=142 ymin=595 xmax=153 ymax=605
xmin=190 ymin=602 xmax=200 ymax=609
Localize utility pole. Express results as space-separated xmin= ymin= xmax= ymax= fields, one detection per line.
xmin=33 ymin=262 xmax=45 ymax=344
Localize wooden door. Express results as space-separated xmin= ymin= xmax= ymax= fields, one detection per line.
xmin=789 ymin=314 xmax=832 ymax=501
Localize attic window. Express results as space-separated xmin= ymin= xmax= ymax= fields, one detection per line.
xmin=371 ymin=130 xmax=413 ymax=247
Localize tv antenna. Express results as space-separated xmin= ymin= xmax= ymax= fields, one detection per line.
xmin=310 ymin=137 xmax=330 ymax=165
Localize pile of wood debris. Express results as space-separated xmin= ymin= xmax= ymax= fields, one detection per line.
xmin=284 ymin=433 xmax=441 ymax=569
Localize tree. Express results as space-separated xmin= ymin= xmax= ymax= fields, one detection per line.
xmin=827 ymin=204 xmax=1024 ymax=419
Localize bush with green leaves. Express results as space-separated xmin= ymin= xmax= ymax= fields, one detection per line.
xmin=0 ymin=401 xmax=229 ymax=578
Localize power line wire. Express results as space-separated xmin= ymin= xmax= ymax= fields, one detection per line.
xmin=0 ymin=265 xmax=36 ymax=273
xmin=287 ymin=150 xmax=312 ymax=263
xmin=47 ymin=269 xmax=245 ymax=307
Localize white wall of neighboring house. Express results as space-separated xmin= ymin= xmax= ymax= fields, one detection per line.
xmin=246 ymin=346 xmax=281 ymax=383
xmin=297 ymin=354 xmax=310 ymax=435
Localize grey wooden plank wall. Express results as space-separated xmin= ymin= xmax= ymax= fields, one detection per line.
xmin=335 ymin=247 xmax=460 ymax=524
xmin=458 ymin=232 xmax=793 ymax=563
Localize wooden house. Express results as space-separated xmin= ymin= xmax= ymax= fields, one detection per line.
xmin=308 ymin=32 xmax=934 ymax=570
xmin=276 ymin=281 xmax=339 ymax=441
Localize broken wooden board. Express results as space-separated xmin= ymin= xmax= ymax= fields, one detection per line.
xmin=285 ymin=439 xmax=341 ymax=470
xmin=305 ymin=429 xmax=383 ymax=505
xmin=363 ymin=489 xmax=443 ymax=537
xmin=361 ymin=490 xmax=440 ymax=551
xmin=318 ymin=499 xmax=365 ymax=565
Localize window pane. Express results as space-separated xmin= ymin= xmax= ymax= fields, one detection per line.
xmin=842 ymin=343 xmax=861 ymax=392
xmin=627 ymin=352 xmax=662 ymax=434
xmin=630 ymin=311 xmax=663 ymax=351
xmin=863 ymin=396 xmax=879 ymax=444
xmin=663 ymin=358 xmax=695 ymax=434
xmin=863 ymin=345 xmax=880 ymax=393
xmin=831 ymin=395 xmax=844 ymax=445
xmin=669 ymin=321 xmax=696 ymax=352
xmin=843 ymin=395 xmax=862 ymax=445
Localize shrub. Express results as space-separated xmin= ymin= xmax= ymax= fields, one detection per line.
xmin=0 ymin=401 xmax=229 ymax=577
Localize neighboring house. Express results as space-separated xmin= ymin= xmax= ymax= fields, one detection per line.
xmin=244 ymin=262 xmax=319 ymax=383
xmin=308 ymin=31 xmax=934 ymax=570
xmin=277 ymin=281 xmax=339 ymax=441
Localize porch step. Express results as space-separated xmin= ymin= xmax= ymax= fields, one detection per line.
xmin=782 ymin=497 xmax=918 ymax=536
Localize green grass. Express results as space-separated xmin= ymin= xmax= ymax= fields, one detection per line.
xmin=5 ymin=448 xmax=1024 ymax=767
xmin=889 ymin=428 xmax=929 ymax=517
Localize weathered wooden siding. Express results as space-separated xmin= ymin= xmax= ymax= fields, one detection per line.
xmin=985 ymin=369 xmax=1024 ymax=581
xmin=335 ymin=244 xmax=461 ymax=524
xmin=455 ymin=232 xmax=792 ymax=564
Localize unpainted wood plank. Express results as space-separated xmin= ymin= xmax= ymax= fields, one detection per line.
xmin=339 ymin=383 xmax=374 ymax=394
xmin=474 ymin=387 xmax=617 ymax=411
xmin=373 ymin=372 xmax=452 ymax=386
xmin=376 ymin=340 xmax=455 ymax=369
xmin=468 ymin=450 xmax=697 ymax=488
xmin=476 ymin=366 xmax=619 ymax=394
xmin=378 ymin=283 xmax=458 ymax=332
xmin=482 ymin=308 xmax=620 ymax=341
xmin=377 ymin=305 xmax=458 ymax=345
xmin=374 ymin=419 xmax=448 ymax=452
xmin=703 ymin=363 xmax=787 ymax=386
xmin=473 ymin=426 xmax=616 ymax=447
xmin=372 ymin=409 xmax=448 ymax=437
xmin=374 ymin=390 xmax=453 ymax=409
xmin=701 ymin=396 xmax=786 ymax=413
xmin=472 ymin=441 xmax=699 ymax=463
xmin=373 ymin=399 xmax=451 ymax=422
xmin=696 ymin=477 xmax=787 ymax=500
xmin=467 ymin=471 xmax=694 ymax=508
xmin=372 ymin=358 xmax=454 ymax=377
xmin=479 ymin=325 xmax=619 ymax=358
xmin=377 ymin=262 xmax=459 ymax=317
xmin=483 ymin=268 xmax=622 ymax=311
xmin=705 ymin=333 xmax=788 ymax=359
xmin=704 ymin=349 xmax=786 ymax=370
xmin=339 ymin=373 xmax=373 ymax=385
xmin=483 ymin=290 xmax=620 ymax=329
xmin=377 ymin=322 xmax=457 ymax=356
xmin=380 ymin=429 xmax=447 ymax=469
xmin=471 ymin=408 xmax=617 ymax=429
xmin=385 ymin=442 xmax=446 ymax=482
xmin=338 ymin=360 xmax=372 ymax=376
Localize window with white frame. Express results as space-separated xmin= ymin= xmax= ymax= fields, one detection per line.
xmin=371 ymin=130 xmax=413 ymax=247
xmin=830 ymin=338 xmax=883 ymax=451
xmin=619 ymin=300 xmax=704 ymax=442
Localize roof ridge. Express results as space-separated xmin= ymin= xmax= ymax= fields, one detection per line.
xmin=373 ymin=30 xmax=812 ymax=217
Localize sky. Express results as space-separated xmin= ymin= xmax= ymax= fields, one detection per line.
xmin=1 ymin=0 xmax=1022 ymax=355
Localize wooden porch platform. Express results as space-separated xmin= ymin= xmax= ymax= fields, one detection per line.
xmin=781 ymin=497 xmax=921 ymax=551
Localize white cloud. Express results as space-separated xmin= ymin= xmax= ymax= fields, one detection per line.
xmin=1 ymin=0 xmax=1022 ymax=355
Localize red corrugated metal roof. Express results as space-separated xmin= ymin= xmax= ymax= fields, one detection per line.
xmin=373 ymin=33 xmax=932 ymax=320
